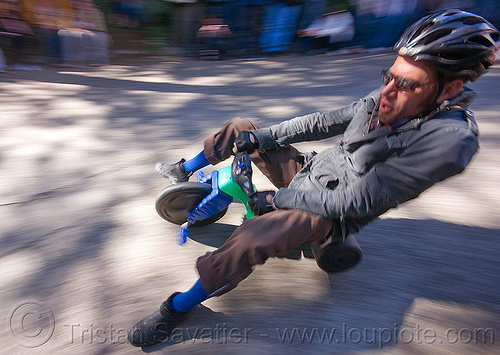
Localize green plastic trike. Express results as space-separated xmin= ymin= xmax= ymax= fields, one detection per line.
xmin=155 ymin=151 xmax=362 ymax=272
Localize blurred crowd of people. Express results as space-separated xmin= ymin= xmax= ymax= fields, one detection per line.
xmin=0 ymin=0 xmax=109 ymax=70
xmin=1 ymin=0 xmax=499 ymax=68
xmin=189 ymin=0 xmax=500 ymax=57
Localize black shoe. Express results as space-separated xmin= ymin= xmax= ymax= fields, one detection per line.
xmin=155 ymin=159 xmax=192 ymax=184
xmin=128 ymin=293 xmax=193 ymax=347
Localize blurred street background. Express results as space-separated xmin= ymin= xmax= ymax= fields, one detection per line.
xmin=1 ymin=1 xmax=500 ymax=355
xmin=1 ymin=0 xmax=500 ymax=69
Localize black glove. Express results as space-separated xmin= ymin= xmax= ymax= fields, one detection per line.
xmin=235 ymin=131 xmax=259 ymax=153
xmin=248 ymin=191 xmax=276 ymax=216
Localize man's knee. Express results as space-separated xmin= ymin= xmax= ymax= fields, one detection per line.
xmin=203 ymin=117 xmax=261 ymax=164
xmin=227 ymin=117 xmax=260 ymax=133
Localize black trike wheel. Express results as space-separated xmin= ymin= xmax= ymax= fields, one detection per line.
xmin=155 ymin=182 xmax=228 ymax=226
xmin=311 ymin=234 xmax=362 ymax=273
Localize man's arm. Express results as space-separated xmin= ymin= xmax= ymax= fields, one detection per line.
xmin=252 ymin=100 xmax=361 ymax=150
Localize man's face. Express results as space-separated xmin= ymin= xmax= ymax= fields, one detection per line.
xmin=378 ymin=56 xmax=438 ymax=125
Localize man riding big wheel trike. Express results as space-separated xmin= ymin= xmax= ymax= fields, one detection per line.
xmin=155 ymin=149 xmax=362 ymax=271
xmin=128 ymin=9 xmax=499 ymax=349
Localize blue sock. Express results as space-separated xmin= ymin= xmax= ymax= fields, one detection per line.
xmin=182 ymin=151 xmax=210 ymax=174
xmin=171 ymin=279 xmax=209 ymax=313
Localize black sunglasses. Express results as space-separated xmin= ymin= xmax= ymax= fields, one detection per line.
xmin=381 ymin=69 xmax=432 ymax=93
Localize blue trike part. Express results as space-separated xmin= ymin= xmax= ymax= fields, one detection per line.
xmin=231 ymin=152 xmax=255 ymax=198
xmin=171 ymin=152 xmax=257 ymax=245
xmin=177 ymin=171 xmax=233 ymax=245
xmin=178 ymin=222 xmax=190 ymax=245
xmin=187 ymin=170 xmax=233 ymax=225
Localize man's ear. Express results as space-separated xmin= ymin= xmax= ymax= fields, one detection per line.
xmin=436 ymin=79 xmax=464 ymax=104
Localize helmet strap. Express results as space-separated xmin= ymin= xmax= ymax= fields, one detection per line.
xmin=435 ymin=72 xmax=445 ymax=103
xmin=417 ymin=72 xmax=445 ymax=119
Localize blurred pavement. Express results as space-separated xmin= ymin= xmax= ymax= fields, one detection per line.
xmin=1 ymin=52 xmax=499 ymax=355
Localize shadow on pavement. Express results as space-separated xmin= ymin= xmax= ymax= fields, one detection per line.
xmin=143 ymin=217 xmax=500 ymax=352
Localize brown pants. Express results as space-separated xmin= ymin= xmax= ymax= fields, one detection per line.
xmin=197 ymin=118 xmax=333 ymax=296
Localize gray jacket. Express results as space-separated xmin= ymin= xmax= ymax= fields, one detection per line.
xmin=252 ymin=87 xmax=479 ymax=235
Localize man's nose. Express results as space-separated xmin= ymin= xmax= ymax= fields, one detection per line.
xmin=381 ymin=79 xmax=398 ymax=97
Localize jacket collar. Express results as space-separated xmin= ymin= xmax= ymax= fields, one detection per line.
xmin=437 ymin=86 xmax=477 ymax=111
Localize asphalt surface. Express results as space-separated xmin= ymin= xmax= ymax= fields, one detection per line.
xmin=1 ymin=52 xmax=499 ymax=355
